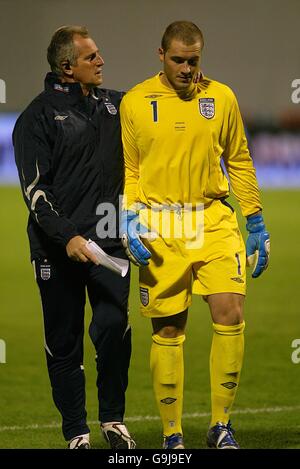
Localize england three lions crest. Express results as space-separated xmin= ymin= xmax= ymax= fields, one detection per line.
xmin=199 ymin=98 xmax=215 ymax=119
xmin=40 ymin=265 xmax=51 ymax=280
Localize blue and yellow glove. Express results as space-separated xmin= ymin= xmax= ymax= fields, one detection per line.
xmin=246 ymin=213 xmax=270 ymax=278
xmin=121 ymin=210 xmax=157 ymax=266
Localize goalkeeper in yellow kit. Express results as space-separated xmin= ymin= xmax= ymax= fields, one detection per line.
xmin=120 ymin=21 xmax=270 ymax=449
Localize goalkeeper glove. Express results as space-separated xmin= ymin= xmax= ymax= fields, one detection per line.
xmin=121 ymin=210 xmax=157 ymax=267
xmin=246 ymin=213 xmax=270 ymax=278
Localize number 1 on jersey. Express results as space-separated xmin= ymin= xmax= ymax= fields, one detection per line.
xmin=150 ymin=100 xmax=158 ymax=122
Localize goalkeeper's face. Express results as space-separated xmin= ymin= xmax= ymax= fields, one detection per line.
xmin=68 ymin=34 xmax=104 ymax=95
xmin=159 ymin=39 xmax=202 ymax=92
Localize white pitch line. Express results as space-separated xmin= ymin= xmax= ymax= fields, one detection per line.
xmin=1 ymin=405 xmax=300 ymax=432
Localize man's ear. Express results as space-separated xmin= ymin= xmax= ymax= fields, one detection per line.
xmin=61 ymin=61 xmax=73 ymax=76
xmin=158 ymin=47 xmax=164 ymax=63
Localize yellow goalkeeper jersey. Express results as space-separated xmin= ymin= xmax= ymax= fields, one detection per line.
xmin=120 ymin=73 xmax=262 ymax=217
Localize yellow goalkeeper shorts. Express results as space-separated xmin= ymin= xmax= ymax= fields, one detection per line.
xmin=138 ymin=199 xmax=246 ymax=318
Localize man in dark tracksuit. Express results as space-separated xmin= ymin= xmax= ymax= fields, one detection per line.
xmin=13 ymin=26 xmax=135 ymax=449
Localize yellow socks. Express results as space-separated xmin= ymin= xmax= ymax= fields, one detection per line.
xmin=150 ymin=321 xmax=244 ymax=433
xmin=150 ymin=334 xmax=185 ymax=436
xmin=210 ymin=321 xmax=245 ymax=426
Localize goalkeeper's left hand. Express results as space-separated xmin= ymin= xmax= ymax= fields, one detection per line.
xmin=121 ymin=210 xmax=157 ymax=267
xmin=246 ymin=213 xmax=270 ymax=278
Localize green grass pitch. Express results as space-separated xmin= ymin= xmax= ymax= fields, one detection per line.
xmin=0 ymin=186 xmax=299 ymax=448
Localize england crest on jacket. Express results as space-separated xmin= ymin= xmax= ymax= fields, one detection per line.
xmin=40 ymin=264 xmax=51 ymax=280
xmin=199 ymin=98 xmax=215 ymax=119
xmin=104 ymin=98 xmax=117 ymax=115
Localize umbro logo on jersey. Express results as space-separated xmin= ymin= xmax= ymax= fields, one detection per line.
xmin=231 ymin=277 xmax=244 ymax=283
xmin=221 ymin=382 xmax=237 ymax=390
xmin=199 ymin=98 xmax=215 ymax=119
xmin=161 ymin=397 xmax=177 ymax=405
xmin=144 ymin=94 xmax=163 ymax=98
xmin=54 ymin=115 xmax=69 ymax=120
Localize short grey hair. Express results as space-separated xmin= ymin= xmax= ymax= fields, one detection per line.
xmin=47 ymin=25 xmax=89 ymax=76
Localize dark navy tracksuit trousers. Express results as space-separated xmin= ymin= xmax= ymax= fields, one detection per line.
xmin=34 ymin=248 xmax=131 ymax=441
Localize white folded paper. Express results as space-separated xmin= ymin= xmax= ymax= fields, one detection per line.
xmin=86 ymin=240 xmax=129 ymax=277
